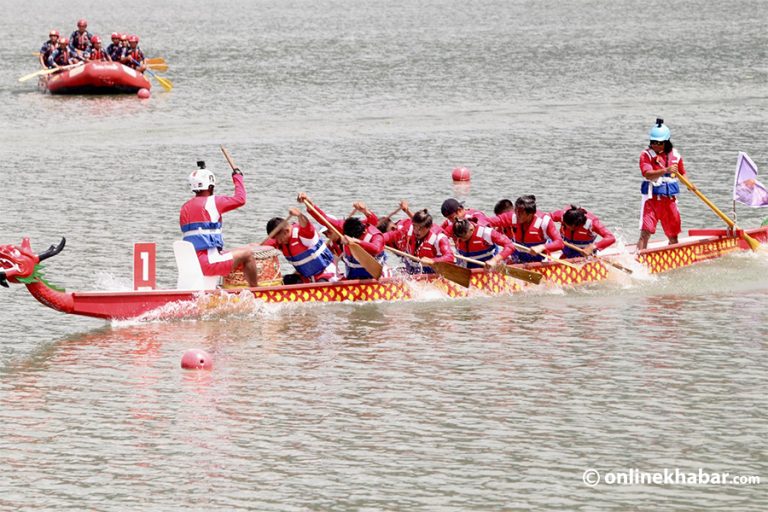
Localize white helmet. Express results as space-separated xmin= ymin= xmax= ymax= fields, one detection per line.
xmin=188 ymin=169 xmax=216 ymax=192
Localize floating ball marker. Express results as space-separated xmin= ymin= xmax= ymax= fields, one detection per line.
xmin=181 ymin=349 xmax=212 ymax=370
xmin=451 ymin=167 xmax=471 ymax=182
xmin=137 ymin=88 xmax=150 ymax=99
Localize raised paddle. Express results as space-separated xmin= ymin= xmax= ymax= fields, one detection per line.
xmin=561 ymin=241 xmax=633 ymax=274
xmin=675 ymin=172 xmax=761 ymax=252
xmin=385 ymin=246 xmax=471 ymax=288
xmin=302 ymin=200 xmax=383 ymax=279
xmin=453 ymin=253 xmax=543 ymax=285
xmin=18 ymin=62 xmax=81 ymax=82
xmin=511 ymin=241 xmax=581 ymax=270
xmin=260 ymin=214 xmax=296 ymax=245
xmin=220 ymin=145 xmax=237 ymax=170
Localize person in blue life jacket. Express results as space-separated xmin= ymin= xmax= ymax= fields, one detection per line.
xmin=106 ymin=33 xmax=124 ymax=62
xmin=39 ymin=30 xmax=60 ymax=68
xmin=68 ymin=19 xmax=92 ymax=57
xmin=50 ymin=38 xmax=81 ymax=68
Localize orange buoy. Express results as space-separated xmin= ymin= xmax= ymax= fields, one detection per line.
xmin=137 ymin=88 xmax=151 ymax=99
xmin=180 ymin=348 xmax=212 ymax=370
xmin=451 ymin=167 xmax=471 ymax=182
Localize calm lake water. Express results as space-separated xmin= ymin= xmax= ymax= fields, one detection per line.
xmin=1 ymin=0 xmax=767 ymax=510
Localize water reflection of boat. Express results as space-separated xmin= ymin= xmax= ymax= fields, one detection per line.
xmin=1 ymin=227 xmax=765 ymax=321
xmin=38 ymin=62 xmax=151 ymax=94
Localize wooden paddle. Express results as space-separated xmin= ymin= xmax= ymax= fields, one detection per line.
xmin=512 ymin=241 xmax=580 ymax=270
xmin=260 ymin=214 xmax=296 ymax=245
xmin=385 ymin=246 xmax=471 ymax=288
xmin=453 ymin=254 xmax=543 ymax=285
xmin=146 ymin=57 xmax=166 ymax=65
xmin=562 ymin=241 xmax=633 ymax=274
xmin=18 ymin=62 xmax=81 ymax=82
xmin=302 ymin=200 xmax=383 ymax=279
xmin=220 ymin=145 xmax=237 ymax=169
xmin=676 ymin=172 xmax=761 ymax=251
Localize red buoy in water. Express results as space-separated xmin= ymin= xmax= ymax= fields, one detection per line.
xmin=451 ymin=167 xmax=471 ymax=182
xmin=137 ymin=88 xmax=151 ymax=99
xmin=181 ymin=349 xmax=212 ymax=370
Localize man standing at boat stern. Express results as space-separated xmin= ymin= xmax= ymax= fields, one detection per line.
xmin=637 ymin=118 xmax=687 ymax=250
xmin=179 ymin=163 xmax=260 ymax=286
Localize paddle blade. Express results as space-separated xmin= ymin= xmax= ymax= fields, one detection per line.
xmin=502 ymin=265 xmax=543 ymax=285
xmin=743 ymin=232 xmax=762 ymax=252
xmin=155 ymin=75 xmax=173 ymax=91
xmin=147 ymin=62 xmax=168 ymax=72
xmin=431 ymin=262 xmax=471 ymax=288
xmin=146 ymin=57 xmax=166 ymax=65
xmin=18 ymin=69 xmax=46 ymax=82
xmin=349 ymin=242 xmax=383 ymax=279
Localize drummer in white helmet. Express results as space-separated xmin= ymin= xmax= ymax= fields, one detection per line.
xmin=179 ymin=161 xmax=261 ymax=286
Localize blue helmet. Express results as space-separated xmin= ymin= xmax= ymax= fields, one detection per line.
xmin=648 ymin=117 xmax=671 ymax=141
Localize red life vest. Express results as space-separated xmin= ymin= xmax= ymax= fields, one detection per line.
xmin=514 ymin=212 xmax=553 ymax=247
xmin=89 ymin=49 xmax=107 ymax=61
xmin=454 ymin=224 xmax=498 ymax=265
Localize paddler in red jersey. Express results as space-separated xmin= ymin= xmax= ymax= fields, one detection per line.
xmin=85 ymin=36 xmax=111 ymax=61
xmin=179 ymin=163 xmax=260 ymax=286
xmin=264 ymin=207 xmax=338 ymax=285
xmin=439 ymin=198 xmax=490 ymax=237
xmin=550 ymin=205 xmax=616 ymax=259
xmin=487 ymin=194 xmax=563 ymax=263
xmin=297 ymin=193 xmax=390 ymax=280
xmin=637 ymin=118 xmax=688 ymax=250
xmin=382 ymin=209 xmax=455 ymax=274
xmin=451 ymin=219 xmax=514 ymax=269
xmin=492 ymin=198 xmax=515 ymax=239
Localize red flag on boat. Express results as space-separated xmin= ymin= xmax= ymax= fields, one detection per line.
xmin=733 ymin=151 xmax=768 ymax=208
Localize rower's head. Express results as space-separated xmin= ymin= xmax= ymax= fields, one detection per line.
xmin=77 ymin=19 xmax=87 ymax=31
xmin=494 ymin=198 xmax=514 ymax=215
xmin=266 ymin=217 xmax=291 ymax=244
xmin=514 ymin=195 xmax=537 ymax=224
xmin=111 ymin=32 xmax=120 ymax=43
xmin=452 ymin=219 xmax=475 ymax=241
xmin=91 ymin=35 xmax=102 ymax=47
xmin=440 ymin=198 xmax=465 ymax=222
xmin=562 ymin=205 xmax=587 ymax=229
xmin=120 ymin=33 xmax=128 ymax=45
xmin=412 ymin=209 xmax=433 ymax=240
xmin=59 ymin=38 xmax=69 ymax=48
xmin=49 ymin=30 xmax=60 ymax=41
xmin=376 ymin=217 xmax=396 ymax=233
xmin=648 ymin=117 xmax=673 ymax=153
xmin=128 ymin=35 xmax=139 ymax=47
xmin=343 ymin=217 xmax=365 ymax=239
xmin=188 ymin=168 xmax=216 ymax=195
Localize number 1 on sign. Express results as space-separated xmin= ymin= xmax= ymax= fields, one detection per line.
xmin=133 ymin=242 xmax=157 ymax=290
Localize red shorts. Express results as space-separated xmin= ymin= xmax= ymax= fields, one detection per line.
xmin=197 ymin=248 xmax=234 ymax=276
xmin=641 ymin=196 xmax=681 ymax=237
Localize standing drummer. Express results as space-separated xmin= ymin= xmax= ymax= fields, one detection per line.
xmin=179 ymin=163 xmax=260 ymax=286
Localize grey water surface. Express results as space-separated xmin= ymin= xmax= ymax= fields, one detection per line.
xmin=1 ymin=0 xmax=767 ymax=510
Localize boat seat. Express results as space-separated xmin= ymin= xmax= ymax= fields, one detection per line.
xmin=173 ymin=241 xmax=220 ymax=290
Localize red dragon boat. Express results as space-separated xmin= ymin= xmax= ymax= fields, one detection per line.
xmin=1 ymin=227 xmax=765 ymax=321
xmin=38 ymin=61 xmax=151 ymax=94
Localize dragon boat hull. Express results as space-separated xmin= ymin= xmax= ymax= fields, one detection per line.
xmin=3 ymin=227 xmax=767 ymax=321
xmin=39 ymin=61 xmax=151 ymax=94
